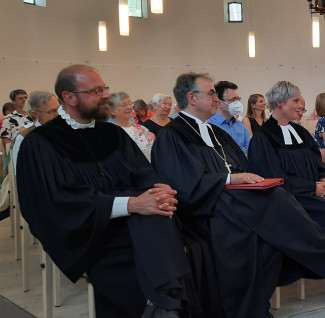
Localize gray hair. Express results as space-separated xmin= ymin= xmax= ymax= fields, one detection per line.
xmin=133 ymin=99 xmax=148 ymax=111
xmin=28 ymin=91 xmax=56 ymax=111
xmin=152 ymin=93 xmax=171 ymax=106
xmin=173 ymin=72 xmax=214 ymax=109
xmin=266 ymin=81 xmax=301 ymax=110
xmin=108 ymin=92 xmax=130 ymax=112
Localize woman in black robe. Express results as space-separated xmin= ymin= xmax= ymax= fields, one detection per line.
xmin=248 ymin=81 xmax=325 ymax=228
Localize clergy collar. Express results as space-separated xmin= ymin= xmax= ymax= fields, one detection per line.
xmin=180 ymin=111 xmax=214 ymax=147
xmin=270 ymin=116 xmax=303 ymax=145
xmin=58 ymin=105 xmax=95 ymax=130
xmin=279 ymin=124 xmax=303 ymax=145
xmin=180 ymin=110 xmax=206 ymax=124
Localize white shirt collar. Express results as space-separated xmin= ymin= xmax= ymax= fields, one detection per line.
xmin=280 ymin=124 xmax=303 ymax=145
xmin=58 ymin=105 xmax=95 ymax=130
xmin=181 ymin=111 xmax=214 ymax=147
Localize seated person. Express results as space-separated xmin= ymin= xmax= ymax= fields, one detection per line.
xmin=12 ymin=91 xmax=59 ymax=173
xmin=314 ymin=93 xmax=325 ymax=163
xmin=290 ymin=96 xmax=307 ymax=125
xmin=143 ymin=94 xmax=172 ymax=136
xmin=208 ymin=81 xmax=250 ymax=154
xmin=17 ymin=65 xmax=190 ymax=318
xmin=152 ymin=72 xmax=325 ymax=318
xmin=132 ymin=99 xmax=154 ymax=125
xmin=0 ymin=89 xmax=33 ymax=144
xmin=248 ymin=81 xmax=325 ymax=229
xmin=0 ymin=102 xmax=14 ymax=130
xmin=109 ymin=92 xmax=154 ymax=162
xmin=242 ymin=94 xmax=267 ymax=136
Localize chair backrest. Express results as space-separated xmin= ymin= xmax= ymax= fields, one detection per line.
xmin=301 ymin=117 xmax=318 ymax=135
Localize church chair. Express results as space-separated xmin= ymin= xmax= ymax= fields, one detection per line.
xmin=3 ymin=143 xmax=14 ymax=238
xmin=87 ymin=276 xmax=96 ymax=318
xmin=270 ymin=279 xmax=305 ymax=309
xmin=7 ymin=143 xmax=33 ymax=291
xmin=40 ymin=248 xmax=96 ymax=318
xmin=301 ymin=117 xmax=317 ymax=135
xmin=6 ymin=143 xmax=21 ymax=261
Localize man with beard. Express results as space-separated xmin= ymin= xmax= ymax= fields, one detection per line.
xmin=16 ymin=65 xmax=192 ymax=318
xmin=151 ymin=72 xmax=325 ymax=318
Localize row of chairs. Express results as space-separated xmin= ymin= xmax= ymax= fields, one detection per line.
xmin=3 ymin=143 xmax=96 ymax=318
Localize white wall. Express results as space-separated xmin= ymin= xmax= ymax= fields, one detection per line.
xmin=0 ymin=0 xmax=324 ymax=113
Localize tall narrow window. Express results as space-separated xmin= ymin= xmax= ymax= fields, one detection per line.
xmin=228 ymin=2 xmax=243 ymax=22
xmin=128 ymin=0 xmax=148 ymax=18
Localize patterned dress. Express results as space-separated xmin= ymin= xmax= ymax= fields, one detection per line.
xmin=0 ymin=111 xmax=33 ymax=141
xmin=121 ymin=124 xmax=154 ymax=161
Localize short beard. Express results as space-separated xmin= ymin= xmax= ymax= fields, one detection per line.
xmin=75 ymin=95 xmax=110 ymax=121
xmin=95 ymin=103 xmax=111 ymax=122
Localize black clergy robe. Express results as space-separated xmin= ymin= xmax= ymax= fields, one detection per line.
xmin=17 ymin=116 xmax=191 ymax=318
xmin=152 ymin=112 xmax=325 ymax=318
xmin=248 ymin=116 xmax=325 ymax=228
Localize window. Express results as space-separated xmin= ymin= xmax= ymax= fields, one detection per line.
xmin=23 ymin=0 xmax=46 ymax=7
xmin=228 ymin=2 xmax=243 ymax=22
xmin=128 ymin=0 xmax=148 ymax=18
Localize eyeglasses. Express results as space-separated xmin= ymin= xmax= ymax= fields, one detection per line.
xmin=118 ymin=101 xmax=133 ymax=108
xmin=36 ymin=109 xmax=59 ymax=115
xmin=223 ymin=97 xmax=241 ymax=103
xmin=71 ymin=86 xmax=110 ymax=96
xmin=192 ymin=90 xmax=218 ymax=97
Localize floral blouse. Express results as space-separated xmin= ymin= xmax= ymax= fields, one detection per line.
xmin=314 ymin=117 xmax=325 ymax=149
xmin=121 ymin=124 xmax=154 ymax=161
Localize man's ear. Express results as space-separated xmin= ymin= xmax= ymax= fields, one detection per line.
xmin=30 ymin=110 xmax=39 ymax=119
xmin=61 ymin=91 xmax=78 ymax=107
xmin=187 ymin=91 xmax=196 ymax=106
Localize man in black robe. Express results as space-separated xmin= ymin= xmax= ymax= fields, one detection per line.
xmin=16 ymin=65 xmax=192 ymax=318
xmin=151 ymin=72 xmax=325 ymax=318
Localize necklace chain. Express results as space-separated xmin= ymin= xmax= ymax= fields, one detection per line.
xmin=179 ymin=115 xmax=232 ymax=173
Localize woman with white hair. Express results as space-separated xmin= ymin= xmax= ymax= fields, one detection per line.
xmin=143 ymin=93 xmax=172 ymax=136
xmin=109 ymin=92 xmax=154 ymax=161
xmin=248 ymin=81 xmax=325 ymax=229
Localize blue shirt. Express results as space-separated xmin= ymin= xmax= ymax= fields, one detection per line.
xmin=208 ymin=113 xmax=250 ymax=154
xmin=314 ymin=117 xmax=325 ymax=148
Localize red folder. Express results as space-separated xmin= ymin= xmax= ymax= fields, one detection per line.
xmin=225 ymin=178 xmax=284 ymax=190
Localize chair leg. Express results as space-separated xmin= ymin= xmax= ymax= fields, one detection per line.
xmin=21 ymin=215 xmax=30 ymax=292
xmin=9 ymin=190 xmax=14 ymax=237
xmin=53 ymin=264 xmax=61 ymax=307
xmin=88 ymin=282 xmax=96 ymax=318
xmin=297 ymin=278 xmax=305 ymax=300
xmin=13 ymin=198 xmax=21 ymax=260
xmin=41 ymin=249 xmax=53 ymax=318
xmin=270 ymin=287 xmax=281 ymax=309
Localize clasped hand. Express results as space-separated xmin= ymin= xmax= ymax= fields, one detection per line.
xmin=316 ymin=181 xmax=325 ymax=199
xmin=128 ymin=183 xmax=178 ymax=217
